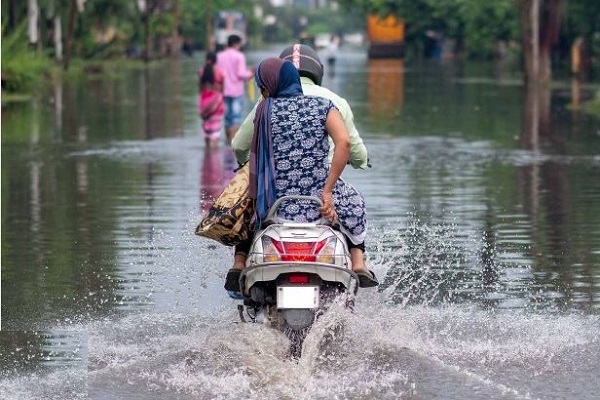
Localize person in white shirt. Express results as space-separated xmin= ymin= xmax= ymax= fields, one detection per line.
xmin=231 ymin=43 xmax=369 ymax=171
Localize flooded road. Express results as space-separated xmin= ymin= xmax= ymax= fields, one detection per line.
xmin=1 ymin=47 xmax=600 ymax=399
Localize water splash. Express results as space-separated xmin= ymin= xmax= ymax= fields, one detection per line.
xmin=2 ymin=299 xmax=598 ymax=399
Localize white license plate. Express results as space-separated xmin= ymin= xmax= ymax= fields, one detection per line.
xmin=277 ymin=286 xmax=319 ymax=309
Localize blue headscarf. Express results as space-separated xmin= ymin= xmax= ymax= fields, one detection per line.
xmin=250 ymin=58 xmax=303 ymax=225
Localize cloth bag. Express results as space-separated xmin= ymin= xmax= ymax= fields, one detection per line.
xmin=195 ymin=163 xmax=255 ymax=246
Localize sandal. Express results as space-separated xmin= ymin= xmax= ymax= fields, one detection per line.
xmin=355 ymin=269 xmax=379 ymax=288
xmin=227 ymin=290 xmax=244 ymax=300
xmin=224 ymin=268 xmax=242 ymax=292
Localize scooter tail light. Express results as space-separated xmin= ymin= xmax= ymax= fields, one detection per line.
xmin=281 ymin=241 xmax=317 ymax=262
xmin=262 ymin=237 xmax=337 ymax=264
xmin=316 ymin=237 xmax=337 ymax=264
xmin=261 ymin=236 xmax=282 ymax=262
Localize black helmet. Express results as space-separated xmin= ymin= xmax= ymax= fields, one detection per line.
xmin=279 ymin=44 xmax=324 ymax=86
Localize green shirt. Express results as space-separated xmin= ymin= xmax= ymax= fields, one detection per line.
xmin=231 ymin=76 xmax=369 ymax=170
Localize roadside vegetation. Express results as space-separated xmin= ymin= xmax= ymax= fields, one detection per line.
xmin=1 ymin=23 xmax=52 ymax=100
xmin=584 ymin=90 xmax=600 ymax=115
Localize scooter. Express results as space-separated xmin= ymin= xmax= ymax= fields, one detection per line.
xmin=232 ymin=195 xmax=359 ymax=358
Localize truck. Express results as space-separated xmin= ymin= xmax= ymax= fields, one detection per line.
xmin=367 ymin=14 xmax=405 ymax=58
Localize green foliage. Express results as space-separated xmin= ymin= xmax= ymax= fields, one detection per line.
xmin=75 ymin=0 xmax=139 ymax=58
xmin=566 ymin=0 xmax=600 ymax=37
xmin=565 ymin=0 xmax=600 ymax=71
xmin=179 ymin=0 xmax=261 ymax=47
xmin=86 ymin=0 xmax=132 ymax=17
xmin=80 ymin=36 xmax=128 ymax=59
xmin=583 ymin=89 xmax=600 ymax=118
xmin=2 ymin=0 xmax=598 ymax=80
xmin=307 ymin=7 xmax=364 ymax=36
xmin=335 ymin=0 xmax=402 ymax=17
xmin=337 ymin=0 xmax=520 ymax=60
xmin=306 ymin=23 xmax=331 ymax=36
xmin=258 ymin=3 xmax=364 ymax=44
xmin=458 ymin=0 xmax=518 ymax=59
xmin=1 ymin=23 xmax=52 ymax=93
xmin=179 ymin=0 xmax=206 ymax=44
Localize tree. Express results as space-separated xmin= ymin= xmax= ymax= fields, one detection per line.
xmin=64 ymin=0 xmax=77 ymax=70
xmin=335 ymin=0 xmax=519 ymax=60
xmin=171 ymin=0 xmax=180 ymax=57
xmin=519 ymin=0 xmax=566 ymax=85
xmin=47 ymin=0 xmax=63 ymax=61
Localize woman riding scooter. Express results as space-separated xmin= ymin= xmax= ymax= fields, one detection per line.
xmin=224 ymin=57 xmax=378 ymax=293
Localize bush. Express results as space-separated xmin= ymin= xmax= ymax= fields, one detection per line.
xmin=1 ymin=23 xmax=52 ymax=93
xmin=584 ymin=89 xmax=600 ymax=118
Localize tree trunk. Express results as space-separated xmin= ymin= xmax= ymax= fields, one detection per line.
xmin=144 ymin=5 xmax=152 ymax=62
xmin=47 ymin=0 xmax=63 ymax=61
xmin=519 ymin=0 xmax=539 ymax=87
xmin=63 ymin=0 xmax=77 ymax=70
xmin=54 ymin=15 xmax=63 ymax=61
xmin=539 ymin=0 xmax=565 ymax=83
xmin=171 ymin=0 xmax=180 ymax=57
xmin=519 ymin=0 xmax=565 ymax=86
xmin=28 ymin=0 xmax=40 ymax=47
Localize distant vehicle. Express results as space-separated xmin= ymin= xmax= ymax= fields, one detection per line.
xmin=343 ymin=32 xmax=365 ymax=47
xmin=367 ymin=14 xmax=405 ymax=58
xmin=214 ymin=11 xmax=247 ymax=51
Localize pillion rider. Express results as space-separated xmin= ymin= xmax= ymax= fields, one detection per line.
xmin=231 ymin=43 xmax=369 ymax=170
xmin=224 ymin=44 xmax=378 ymax=294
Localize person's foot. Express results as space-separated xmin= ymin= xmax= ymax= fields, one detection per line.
xmin=224 ymin=268 xmax=242 ymax=292
xmin=226 ymin=290 xmax=243 ymax=300
xmin=354 ymin=269 xmax=379 ymax=288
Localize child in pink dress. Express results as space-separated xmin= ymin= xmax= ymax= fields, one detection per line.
xmin=198 ymin=52 xmax=226 ymax=147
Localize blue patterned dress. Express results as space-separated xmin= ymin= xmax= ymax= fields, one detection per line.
xmin=270 ymin=95 xmax=367 ymax=245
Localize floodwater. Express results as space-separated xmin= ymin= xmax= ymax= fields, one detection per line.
xmin=1 ymin=46 xmax=600 ymax=399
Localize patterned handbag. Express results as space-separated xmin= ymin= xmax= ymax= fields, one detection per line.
xmin=195 ymin=163 xmax=255 ymax=246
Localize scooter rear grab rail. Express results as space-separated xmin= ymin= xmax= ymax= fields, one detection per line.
xmin=263 ymin=195 xmax=330 ymax=226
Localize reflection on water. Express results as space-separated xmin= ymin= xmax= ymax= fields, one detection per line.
xmin=359 ymin=131 xmax=600 ymax=309
xmin=199 ymin=147 xmax=237 ymax=212
xmin=200 ymin=147 xmax=225 ymax=212
xmin=1 ymin=49 xmax=599 ymax=399
xmin=367 ymin=58 xmax=404 ymax=120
